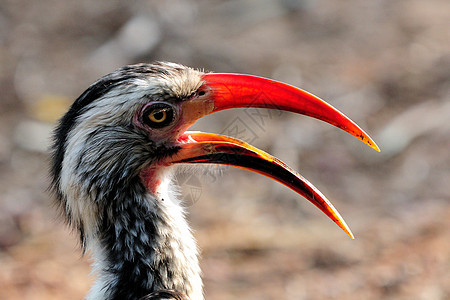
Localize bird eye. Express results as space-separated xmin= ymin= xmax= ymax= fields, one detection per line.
xmin=142 ymin=103 xmax=174 ymax=128
xmin=149 ymin=109 xmax=167 ymax=123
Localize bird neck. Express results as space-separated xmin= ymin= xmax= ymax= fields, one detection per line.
xmin=86 ymin=177 xmax=203 ymax=300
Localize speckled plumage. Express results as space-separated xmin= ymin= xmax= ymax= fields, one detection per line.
xmin=50 ymin=62 xmax=204 ymax=300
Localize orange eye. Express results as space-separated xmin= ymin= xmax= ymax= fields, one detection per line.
xmin=142 ymin=104 xmax=174 ymax=128
xmin=148 ymin=108 xmax=168 ymax=123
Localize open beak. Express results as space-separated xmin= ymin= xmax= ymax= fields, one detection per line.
xmin=163 ymin=73 xmax=379 ymax=239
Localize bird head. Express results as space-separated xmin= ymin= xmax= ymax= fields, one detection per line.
xmin=50 ymin=61 xmax=379 ymax=242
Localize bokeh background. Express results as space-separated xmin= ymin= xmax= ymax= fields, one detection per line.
xmin=0 ymin=0 xmax=449 ymax=299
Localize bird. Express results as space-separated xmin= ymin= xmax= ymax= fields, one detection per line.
xmin=50 ymin=61 xmax=379 ymax=300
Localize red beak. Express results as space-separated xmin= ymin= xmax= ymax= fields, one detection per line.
xmin=204 ymin=73 xmax=379 ymax=152
xmin=163 ymin=73 xmax=379 ymax=239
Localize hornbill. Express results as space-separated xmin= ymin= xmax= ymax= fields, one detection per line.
xmin=50 ymin=62 xmax=379 ymax=300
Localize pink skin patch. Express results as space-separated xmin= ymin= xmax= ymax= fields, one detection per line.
xmin=140 ymin=167 xmax=162 ymax=195
xmin=139 ymin=137 xmax=188 ymax=195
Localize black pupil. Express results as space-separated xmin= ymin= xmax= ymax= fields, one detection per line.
xmin=153 ymin=109 xmax=165 ymax=121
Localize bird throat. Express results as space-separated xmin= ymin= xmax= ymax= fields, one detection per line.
xmin=140 ymin=166 xmax=164 ymax=195
xmin=88 ymin=178 xmax=202 ymax=300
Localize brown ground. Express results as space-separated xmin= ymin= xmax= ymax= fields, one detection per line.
xmin=0 ymin=0 xmax=449 ymax=299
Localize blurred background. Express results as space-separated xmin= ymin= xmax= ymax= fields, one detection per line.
xmin=0 ymin=0 xmax=449 ymax=299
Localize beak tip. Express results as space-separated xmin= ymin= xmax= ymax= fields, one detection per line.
xmin=341 ymin=224 xmax=355 ymax=239
xmin=335 ymin=214 xmax=355 ymax=239
xmin=348 ymin=230 xmax=355 ymax=240
xmin=370 ymin=141 xmax=381 ymax=153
